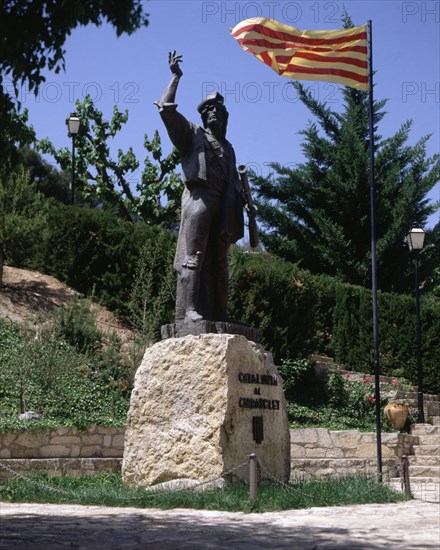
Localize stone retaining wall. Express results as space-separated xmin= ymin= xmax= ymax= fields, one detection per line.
xmin=291 ymin=428 xmax=417 ymax=459
xmin=0 ymin=425 xmax=419 ymax=482
xmin=0 ymin=425 xmax=126 ymax=459
xmin=0 ymin=458 xmax=122 ymax=482
xmin=290 ymin=428 xmax=419 ymax=479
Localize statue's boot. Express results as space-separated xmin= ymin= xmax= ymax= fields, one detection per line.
xmin=185 ymin=269 xmax=203 ymax=322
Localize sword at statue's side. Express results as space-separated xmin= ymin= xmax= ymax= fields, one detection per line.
xmin=237 ymin=165 xmax=259 ymax=249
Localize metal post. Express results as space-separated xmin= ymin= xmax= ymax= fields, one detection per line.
xmin=249 ymin=453 xmax=257 ymax=506
xmin=401 ymin=455 xmax=411 ymax=495
xmin=71 ymin=134 xmax=76 ymax=205
xmin=367 ymin=19 xmax=383 ymax=482
xmin=414 ymin=253 xmax=425 ymax=423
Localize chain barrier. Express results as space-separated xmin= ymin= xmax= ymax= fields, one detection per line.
xmin=256 ymin=458 xmax=408 ymax=505
xmin=2 ymin=455 xmax=427 ymax=505
xmin=0 ymin=458 xmax=250 ymax=503
xmin=144 ymin=459 xmax=250 ymax=495
xmin=0 ymin=461 xmax=74 ymax=497
xmin=256 ymin=459 xmax=330 ymax=504
xmin=178 ymin=459 xmax=249 ymax=493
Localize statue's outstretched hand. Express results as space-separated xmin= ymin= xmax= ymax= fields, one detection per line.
xmin=169 ymin=51 xmax=183 ymax=77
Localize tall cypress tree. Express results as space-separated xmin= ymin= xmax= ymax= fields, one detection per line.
xmin=252 ymin=80 xmax=439 ymax=292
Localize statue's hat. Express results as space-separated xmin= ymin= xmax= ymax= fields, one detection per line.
xmin=197 ymin=92 xmax=225 ymax=113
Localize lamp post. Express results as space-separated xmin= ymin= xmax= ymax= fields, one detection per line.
xmin=65 ymin=113 xmax=81 ymax=205
xmin=407 ymin=226 xmax=426 ymax=424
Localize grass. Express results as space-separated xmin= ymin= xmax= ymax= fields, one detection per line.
xmin=0 ymin=473 xmax=409 ymax=513
xmin=0 ymin=416 xmax=127 ymax=434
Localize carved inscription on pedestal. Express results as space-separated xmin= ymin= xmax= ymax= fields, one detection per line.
xmin=238 ymin=371 xmax=281 ymax=444
xmin=238 ymin=372 xmax=281 ymax=411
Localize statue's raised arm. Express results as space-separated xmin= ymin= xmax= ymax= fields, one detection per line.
xmin=156 ymin=51 xmax=183 ymax=108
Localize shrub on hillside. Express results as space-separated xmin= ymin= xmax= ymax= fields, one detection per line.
xmin=9 ymin=201 xmax=438 ymax=396
xmin=0 ymin=316 xmax=131 ymax=429
xmin=228 ymin=248 xmax=317 ymax=362
xmin=129 ymin=232 xmax=176 ymax=341
xmin=33 ymin=203 xmax=177 ymax=321
xmin=229 ymin=248 xmax=440 ymax=394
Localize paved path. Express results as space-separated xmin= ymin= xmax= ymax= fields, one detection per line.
xmin=1 ymin=500 xmax=439 ymax=549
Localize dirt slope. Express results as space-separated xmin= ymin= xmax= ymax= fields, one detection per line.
xmin=0 ymin=266 xmax=134 ymax=341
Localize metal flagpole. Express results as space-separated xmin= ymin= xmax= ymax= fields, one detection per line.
xmin=367 ymin=19 xmax=383 ymax=481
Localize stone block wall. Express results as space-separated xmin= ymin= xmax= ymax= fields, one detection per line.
xmin=291 ymin=428 xmax=417 ymax=459
xmin=290 ymin=428 xmax=419 ymax=480
xmin=0 ymin=457 xmax=122 ymax=482
xmin=0 ymin=425 xmax=126 ymax=459
xmin=0 ymin=425 xmax=419 ymax=483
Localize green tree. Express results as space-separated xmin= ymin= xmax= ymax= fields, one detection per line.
xmin=332 ymin=284 xmax=372 ymax=370
xmin=423 ymin=222 xmax=440 ymax=294
xmin=433 ymin=267 xmax=440 ymax=297
xmin=39 ymin=96 xmax=183 ymax=226
xmin=252 ymin=84 xmax=439 ymax=293
xmin=0 ymin=170 xmax=48 ymax=285
xmin=34 ymin=202 xmax=177 ymax=320
xmin=18 ymin=146 xmax=71 ymax=204
xmin=0 ymin=0 xmax=149 ymax=168
xmin=129 ymin=233 xmax=176 ymax=341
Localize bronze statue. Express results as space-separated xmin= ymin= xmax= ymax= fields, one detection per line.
xmin=156 ymin=52 xmax=246 ymax=323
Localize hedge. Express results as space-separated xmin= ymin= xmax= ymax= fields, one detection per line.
xmin=229 ymin=248 xmax=440 ymax=394
xmin=18 ymin=202 xmax=176 ymax=325
xmin=10 ymin=203 xmax=439 ymax=394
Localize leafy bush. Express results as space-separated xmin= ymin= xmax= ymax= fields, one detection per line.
xmin=228 ymin=249 xmax=440 ymax=394
xmin=329 ymin=372 xmax=383 ymax=427
xmin=0 ymin=170 xmax=49 ymax=281
xmin=278 ymin=358 xmax=326 ymax=404
xmin=228 ymin=248 xmax=317 ymax=362
xmin=7 ymin=199 xmax=438 ymax=396
xmin=34 ymin=202 xmax=177 ymax=321
xmin=290 ymin=369 xmax=421 ymax=432
xmin=287 ymin=371 xmax=391 ymax=432
xmin=56 ymin=297 xmax=101 ymax=354
xmin=129 ymin=231 xmax=176 ymax=341
xmin=327 ymin=370 xmax=347 ymax=409
xmin=0 ymin=314 xmax=131 ymax=430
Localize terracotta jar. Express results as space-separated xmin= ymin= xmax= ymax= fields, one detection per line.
xmin=384 ymin=403 xmax=409 ymax=429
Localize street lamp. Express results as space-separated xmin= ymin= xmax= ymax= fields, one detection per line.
xmin=65 ymin=113 xmax=81 ymax=205
xmin=407 ymin=226 xmax=426 ymax=424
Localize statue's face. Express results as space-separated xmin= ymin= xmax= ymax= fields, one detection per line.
xmin=204 ymin=104 xmax=226 ymax=133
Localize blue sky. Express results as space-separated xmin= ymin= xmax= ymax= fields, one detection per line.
xmin=13 ymin=0 xmax=440 ymax=228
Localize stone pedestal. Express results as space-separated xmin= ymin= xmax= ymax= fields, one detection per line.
xmin=122 ymin=334 xmax=290 ymax=488
xmin=161 ymin=319 xmax=259 ymax=343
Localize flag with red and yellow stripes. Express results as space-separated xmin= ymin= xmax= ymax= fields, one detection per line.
xmin=230 ymin=18 xmax=369 ymax=91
